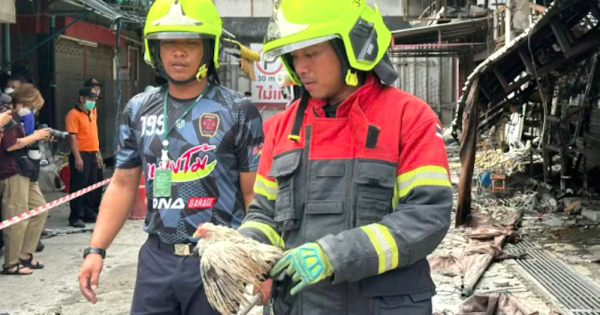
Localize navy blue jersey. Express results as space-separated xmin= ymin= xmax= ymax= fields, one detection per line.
xmin=116 ymin=84 xmax=264 ymax=244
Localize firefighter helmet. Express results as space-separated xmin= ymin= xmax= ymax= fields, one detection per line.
xmin=262 ymin=0 xmax=396 ymax=86
xmin=143 ymin=0 xmax=222 ymax=84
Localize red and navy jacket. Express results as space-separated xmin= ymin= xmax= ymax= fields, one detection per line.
xmin=239 ymin=74 xmax=452 ymax=312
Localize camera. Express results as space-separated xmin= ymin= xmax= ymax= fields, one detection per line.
xmin=30 ymin=124 xmax=68 ymax=166
xmin=0 ymin=105 xmax=18 ymax=130
xmin=38 ymin=123 xmax=68 ymax=141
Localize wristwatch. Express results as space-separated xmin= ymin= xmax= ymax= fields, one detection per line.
xmin=83 ymin=247 xmax=106 ymax=259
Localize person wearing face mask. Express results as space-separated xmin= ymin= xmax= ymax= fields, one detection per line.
xmin=0 ymin=84 xmax=51 ymax=275
xmin=65 ymin=87 xmax=101 ymax=228
xmin=83 ymin=78 xmax=105 ymax=216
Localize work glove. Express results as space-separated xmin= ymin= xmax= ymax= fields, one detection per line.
xmin=270 ymin=242 xmax=334 ymax=295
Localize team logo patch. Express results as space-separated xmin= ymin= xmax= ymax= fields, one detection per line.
xmin=176 ymin=119 xmax=185 ymax=129
xmin=200 ymin=113 xmax=220 ymax=137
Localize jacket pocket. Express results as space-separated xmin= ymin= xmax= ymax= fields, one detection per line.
xmin=303 ymin=200 xmax=345 ymax=242
xmin=269 ymin=151 xmax=302 ymax=232
xmin=354 ymin=161 xmax=396 ymax=227
xmin=373 ymin=290 xmax=434 ymax=315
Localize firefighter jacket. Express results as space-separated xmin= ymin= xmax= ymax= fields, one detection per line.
xmin=239 ymin=74 xmax=452 ymax=315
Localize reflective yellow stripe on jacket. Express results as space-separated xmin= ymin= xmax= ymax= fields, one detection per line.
xmin=360 ymin=223 xmax=399 ymax=274
xmin=392 ymin=165 xmax=451 ymax=209
xmin=239 ymin=221 xmax=285 ymax=249
xmin=254 ymin=174 xmax=278 ymax=200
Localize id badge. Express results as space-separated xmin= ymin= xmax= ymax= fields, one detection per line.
xmin=153 ymin=168 xmax=172 ymax=197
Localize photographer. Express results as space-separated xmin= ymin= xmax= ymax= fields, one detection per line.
xmin=0 ymin=84 xmax=51 ymax=275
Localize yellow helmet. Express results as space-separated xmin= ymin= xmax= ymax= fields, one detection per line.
xmin=262 ymin=0 xmax=397 ymax=86
xmin=143 ymin=0 xmax=223 ymax=84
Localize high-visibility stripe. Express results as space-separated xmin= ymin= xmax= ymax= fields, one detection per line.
xmin=394 ymin=165 xmax=450 ymax=200
xmin=239 ymin=221 xmax=285 ymax=249
xmin=361 ymin=223 xmax=399 ymax=274
xmin=253 ymin=174 xmax=278 ymax=200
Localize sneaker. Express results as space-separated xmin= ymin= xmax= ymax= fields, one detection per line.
xmin=69 ymin=219 xmax=86 ymax=228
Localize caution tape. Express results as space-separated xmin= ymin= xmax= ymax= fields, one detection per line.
xmin=0 ymin=178 xmax=111 ymax=231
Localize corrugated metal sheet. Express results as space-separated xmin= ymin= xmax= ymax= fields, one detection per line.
xmin=214 ymin=0 xmax=405 ymax=17
xmin=54 ymin=37 xmax=85 ymax=132
xmin=392 ymin=17 xmax=490 ymax=45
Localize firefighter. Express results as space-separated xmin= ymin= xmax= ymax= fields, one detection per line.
xmin=237 ymin=0 xmax=452 ymax=314
xmin=77 ymin=0 xmax=264 ymax=314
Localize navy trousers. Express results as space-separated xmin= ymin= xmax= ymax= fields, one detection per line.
xmin=130 ymin=239 xmax=221 ymax=315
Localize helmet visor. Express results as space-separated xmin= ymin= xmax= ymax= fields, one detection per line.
xmin=146 ymin=32 xmax=215 ymax=40
xmin=262 ymin=35 xmax=339 ymax=61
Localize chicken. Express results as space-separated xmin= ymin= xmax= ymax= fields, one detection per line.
xmin=194 ymin=223 xmax=284 ymax=315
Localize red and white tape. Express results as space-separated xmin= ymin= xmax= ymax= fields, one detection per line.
xmin=0 ymin=178 xmax=111 ymax=231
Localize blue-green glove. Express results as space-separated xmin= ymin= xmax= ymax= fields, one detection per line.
xmin=270 ymin=242 xmax=334 ymax=295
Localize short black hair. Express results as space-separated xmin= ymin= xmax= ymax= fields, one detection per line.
xmin=244 ymin=91 xmax=252 ymax=97
xmin=8 ymin=74 xmax=27 ymax=83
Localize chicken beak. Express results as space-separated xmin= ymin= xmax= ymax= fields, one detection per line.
xmin=193 ymin=230 xmax=200 ymax=238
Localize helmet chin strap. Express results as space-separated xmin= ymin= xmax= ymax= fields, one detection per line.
xmin=330 ymin=39 xmax=358 ymax=87
xmin=159 ymin=63 xmax=208 ymax=86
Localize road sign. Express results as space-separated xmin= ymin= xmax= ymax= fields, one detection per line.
xmin=250 ymin=43 xmax=287 ymax=108
xmin=256 ymin=49 xmax=284 ymax=76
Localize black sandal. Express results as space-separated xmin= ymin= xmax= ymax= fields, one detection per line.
xmin=1 ymin=264 xmax=33 ymax=275
xmin=19 ymin=255 xmax=44 ymax=269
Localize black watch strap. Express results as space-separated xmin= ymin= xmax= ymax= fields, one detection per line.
xmin=83 ymin=247 xmax=106 ymax=259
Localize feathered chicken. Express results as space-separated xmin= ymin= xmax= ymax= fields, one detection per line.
xmin=193 ymin=223 xmax=284 ymax=315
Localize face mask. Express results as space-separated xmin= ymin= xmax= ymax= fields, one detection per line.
xmin=85 ymin=100 xmax=96 ymax=110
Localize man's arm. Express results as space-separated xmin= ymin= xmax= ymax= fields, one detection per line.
xmin=316 ymin=102 xmax=452 ymax=284
xmin=234 ymin=99 xmax=264 ymax=211
xmin=240 ymin=172 xmax=257 ymax=212
xmin=65 ymin=112 xmax=82 ymax=161
xmin=68 ymin=135 xmax=82 ymax=160
xmin=78 ymin=100 xmax=142 ymax=304
xmin=87 ymin=100 xmax=143 ymax=249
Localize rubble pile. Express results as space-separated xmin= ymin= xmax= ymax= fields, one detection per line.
xmin=443 ymin=139 xmax=600 ymax=315
xmin=430 ymin=187 xmax=553 ymax=314
xmin=434 ymin=291 xmax=561 ymax=315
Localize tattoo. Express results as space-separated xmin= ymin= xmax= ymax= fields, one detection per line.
xmin=125 ymin=170 xmax=134 ymax=178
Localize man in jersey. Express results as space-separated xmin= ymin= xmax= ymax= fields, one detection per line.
xmin=77 ymin=1 xmax=263 ymax=314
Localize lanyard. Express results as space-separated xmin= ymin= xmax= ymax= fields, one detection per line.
xmin=161 ymin=84 xmax=210 ymax=159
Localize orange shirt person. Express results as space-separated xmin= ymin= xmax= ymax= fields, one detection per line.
xmin=65 ymin=87 xmax=101 ymax=228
